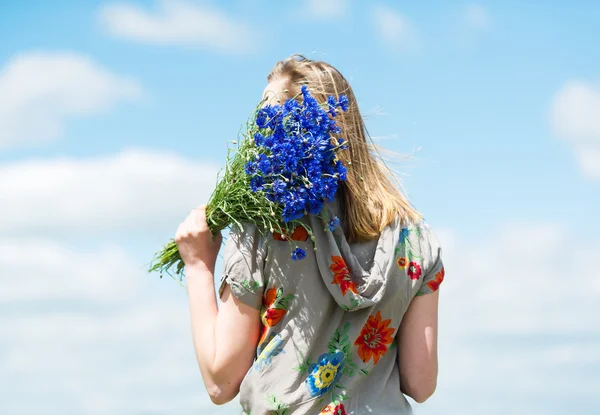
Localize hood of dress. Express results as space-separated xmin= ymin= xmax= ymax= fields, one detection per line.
xmin=307 ymin=197 xmax=401 ymax=311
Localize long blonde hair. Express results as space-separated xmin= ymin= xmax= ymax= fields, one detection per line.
xmin=268 ymin=55 xmax=421 ymax=242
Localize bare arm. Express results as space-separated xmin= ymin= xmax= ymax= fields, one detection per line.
xmin=397 ymin=290 xmax=439 ymax=403
xmin=186 ymin=269 xmax=260 ymax=404
xmin=175 ymin=206 xmax=261 ymax=405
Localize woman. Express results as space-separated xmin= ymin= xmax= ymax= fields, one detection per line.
xmin=175 ymin=55 xmax=444 ymax=414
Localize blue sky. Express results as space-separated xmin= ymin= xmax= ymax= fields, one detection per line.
xmin=1 ymin=1 xmax=599 ymax=414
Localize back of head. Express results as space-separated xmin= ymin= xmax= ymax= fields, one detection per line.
xmin=268 ymin=55 xmax=421 ymax=242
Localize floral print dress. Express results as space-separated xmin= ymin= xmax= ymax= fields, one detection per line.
xmin=219 ymin=198 xmax=444 ymax=415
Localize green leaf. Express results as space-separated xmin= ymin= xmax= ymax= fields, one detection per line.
xmin=294 ymin=350 xmax=311 ymax=374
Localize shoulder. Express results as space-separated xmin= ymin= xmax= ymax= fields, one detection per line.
xmin=398 ymin=219 xmax=442 ymax=253
xmin=395 ymin=219 xmax=444 ymax=291
xmin=225 ymin=222 xmax=270 ymax=254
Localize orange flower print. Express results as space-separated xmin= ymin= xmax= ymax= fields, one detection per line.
xmin=426 ymin=267 xmax=445 ymax=292
xmin=329 ymin=256 xmax=358 ymax=296
xmin=272 ymin=226 xmax=308 ymax=242
xmin=397 ymin=257 xmax=408 ymax=268
xmin=320 ymin=402 xmax=347 ymax=415
xmin=263 ymin=286 xmax=277 ymax=309
xmin=264 ymin=308 xmax=286 ymax=326
xmin=258 ymin=285 xmax=295 ymax=348
xmin=354 ymin=310 xmax=395 ymax=365
xmin=406 ymin=261 xmax=422 ymax=280
xmin=258 ymin=324 xmax=269 ymax=346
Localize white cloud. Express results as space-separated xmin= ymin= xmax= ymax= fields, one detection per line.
xmin=438 ymin=222 xmax=600 ymax=334
xmin=464 ymin=4 xmax=491 ymax=30
xmin=417 ymin=222 xmax=600 ymax=414
xmin=551 ymin=81 xmax=600 ymax=140
xmin=0 ymin=239 xmax=238 ymax=414
xmin=578 ymin=148 xmax=600 ymax=178
xmin=0 ymin=239 xmax=140 ymax=303
xmin=0 ymin=51 xmax=142 ymax=149
xmin=551 ymin=80 xmax=600 ymax=179
xmin=0 ymin=307 xmax=241 ymax=414
xmin=99 ymin=0 xmax=255 ymax=53
xmin=372 ymin=5 xmax=419 ymax=52
xmin=0 ymin=148 xmax=220 ymax=235
xmin=305 ymin=0 xmax=346 ymax=19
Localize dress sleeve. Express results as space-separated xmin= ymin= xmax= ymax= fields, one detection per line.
xmin=218 ymin=222 xmax=268 ymax=309
xmin=415 ymin=223 xmax=445 ymax=297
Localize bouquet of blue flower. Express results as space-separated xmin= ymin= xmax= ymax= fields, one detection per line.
xmin=149 ymin=86 xmax=349 ymax=280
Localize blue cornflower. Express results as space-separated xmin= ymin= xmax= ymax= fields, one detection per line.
xmin=257 ymin=154 xmax=271 ymax=174
xmin=283 ymin=204 xmax=304 ymax=222
xmin=244 ymin=86 xmax=349 ymax=238
xmin=300 ymin=115 xmax=317 ymax=131
xmin=306 ymin=160 xmax=322 ymax=178
xmin=284 ymin=98 xmax=301 ymax=115
xmin=273 ymin=126 xmax=286 ymax=143
xmin=303 ymin=90 xmax=319 ymax=110
xmin=263 ymin=105 xmax=280 ymax=122
xmin=307 ymin=197 xmax=323 ymax=215
xmin=254 ymin=132 xmax=265 ymax=146
xmin=301 ymin=85 xmax=310 ymax=100
xmin=245 ymin=161 xmax=257 ymax=175
xmin=338 ymin=95 xmax=349 ymax=112
xmin=264 ymin=105 xmax=278 ymax=117
xmin=335 ymin=160 xmax=347 ymax=181
xmin=313 ymin=136 xmax=330 ymax=153
xmin=329 ymin=119 xmax=342 ymax=135
xmin=250 ymin=176 xmax=265 ymax=192
xmin=293 ymin=187 xmax=309 ymax=209
xmin=256 ymin=109 xmax=268 ymax=128
xmin=272 ymin=179 xmax=286 ymax=194
xmin=274 ymin=141 xmax=293 ymax=156
xmin=291 ymin=247 xmax=306 ymax=261
xmin=322 ymin=177 xmax=338 ymax=201
xmin=327 ymin=95 xmax=338 ymax=117
xmin=328 ymin=216 xmax=340 ymax=232
xmin=284 ymin=154 xmax=299 ymax=172
xmin=264 ymin=135 xmax=274 ymax=147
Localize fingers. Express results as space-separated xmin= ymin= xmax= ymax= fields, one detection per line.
xmin=194 ymin=205 xmax=209 ymax=231
xmin=175 ymin=205 xmax=210 ymax=242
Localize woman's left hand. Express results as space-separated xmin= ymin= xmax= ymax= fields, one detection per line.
xmin=175 ymin=205 xmax=222 ymax=273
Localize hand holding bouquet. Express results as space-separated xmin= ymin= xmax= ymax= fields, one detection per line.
xmin=149 ymin=86 xmax=349 ymax=280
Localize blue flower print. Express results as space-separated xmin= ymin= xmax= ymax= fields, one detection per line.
xmin=305 ymin=351 xmax=345 ymax=397
xmin=252 ymin=333 xmax=286 ymax=372
xmin=399 ymin=228 xmax=410 ymax=244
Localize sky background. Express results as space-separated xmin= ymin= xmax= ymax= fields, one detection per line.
xmin=1 ymin=0 xmax=599 ymax=414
